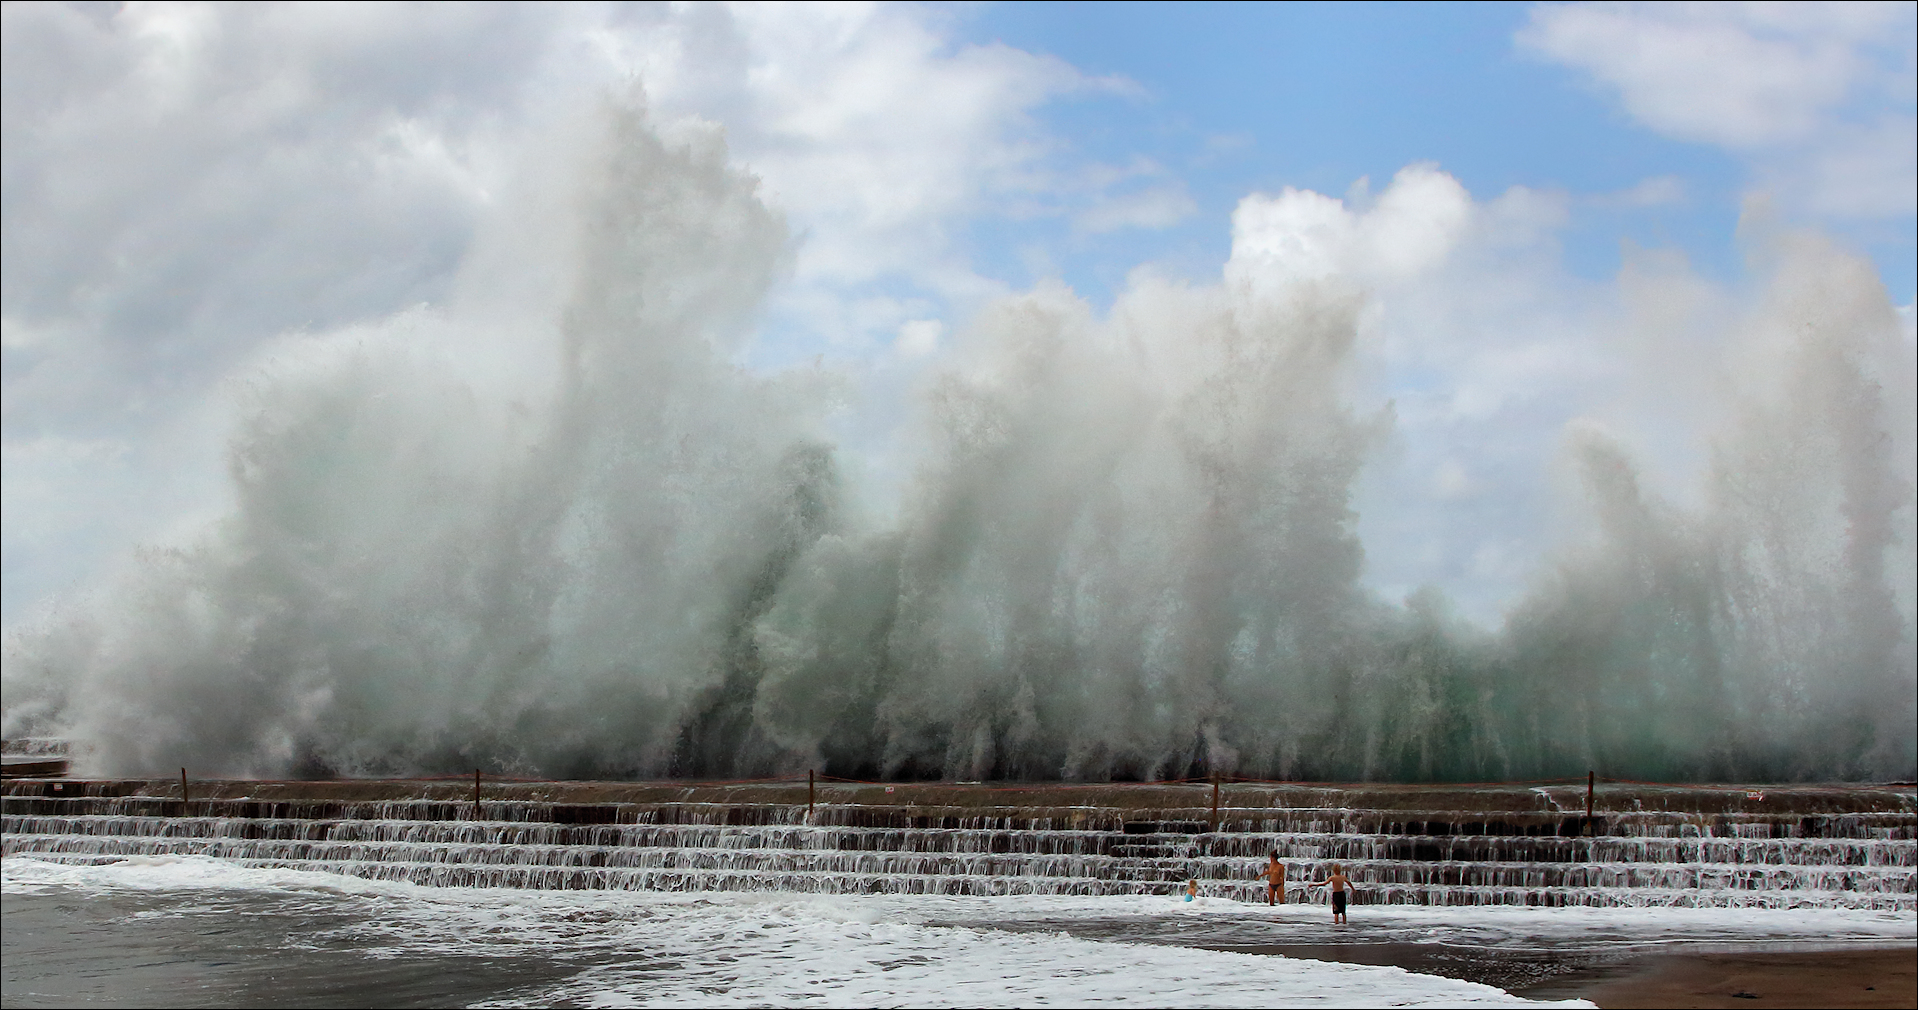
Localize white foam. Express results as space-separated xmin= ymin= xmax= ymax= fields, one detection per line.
xmin=6 ymin=853 xmax=1608 ymax=1006
xmin=11 ymin=852 xmax=1911 ymax=1006
xmin=514 ymin=919 xmax=1570 ymax=1009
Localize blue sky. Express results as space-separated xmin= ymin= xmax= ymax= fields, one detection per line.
xmin=3 ymin=1 xmax=1914 ymax=628
xmin=959 ymin=1 xmax=1912 ymax=306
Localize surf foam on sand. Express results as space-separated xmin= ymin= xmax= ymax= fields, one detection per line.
xmin=1 ymin=855 xmax=1580 ymax=1007
xmin=12 ymin=854 xmax=1908 ymax=1007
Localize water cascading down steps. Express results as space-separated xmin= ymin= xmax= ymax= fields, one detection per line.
xmin=3 ymin=775 xmax=1911 ymax=910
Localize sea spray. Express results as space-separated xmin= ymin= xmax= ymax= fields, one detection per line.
xmin=2 ymin=97 xmax=1911 ymax=783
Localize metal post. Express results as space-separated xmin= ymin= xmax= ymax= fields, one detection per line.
xmin=808 ymin=769 xmax=815 ymax=815
xmin=1586 ymin=771 xmax=1594 ymax=821
xmin=474 ymin=769 xmax=482 ymax=821
xmin=180 ymin=767 xmax=188 ymax=814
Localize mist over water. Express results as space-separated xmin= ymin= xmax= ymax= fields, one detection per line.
xmin=4 ymin=100 xmax=1912 ymax=783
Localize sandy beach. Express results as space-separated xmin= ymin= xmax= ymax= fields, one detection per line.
xmin=1528 ymin=947 xmax=1918 ymax=1009
xmin=1240 ymin=942 xmax=1918 ymax=1008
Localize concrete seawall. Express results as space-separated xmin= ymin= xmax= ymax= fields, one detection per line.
xmin=6 ymin=777 xmax=1914 ymax=826
xmin=8 ymin=777 xmax=1911 ymax=907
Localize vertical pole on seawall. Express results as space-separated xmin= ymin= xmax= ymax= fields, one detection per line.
xmin=809 ymin=769 xmax=815 ymax=816
xmin=181 ymin=767 xmax=188 ymax=814
xmin=474 ymin=768 xmax=482 ymax=822
xmin=1586 ymin=771 xmax=1594 ymax=821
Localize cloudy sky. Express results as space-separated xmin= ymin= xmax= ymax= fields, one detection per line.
xmin=4 ymin=1 xmax=1915 ymax=627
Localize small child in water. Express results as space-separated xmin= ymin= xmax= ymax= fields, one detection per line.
xmin=1184 ymin=878 xmax=1198 ymax=902
xmin=1319 ymin=863 xmax=1352 ymax=923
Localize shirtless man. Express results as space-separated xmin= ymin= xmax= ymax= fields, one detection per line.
xmin=1319 ymin=863 xmax=1352 ymax=923
xmin=1262 ymin=853 xmax=1285 ymax=906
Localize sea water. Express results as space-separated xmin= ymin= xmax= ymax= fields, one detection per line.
xmin=6 ymin=854 xmax=1913 ymax=1008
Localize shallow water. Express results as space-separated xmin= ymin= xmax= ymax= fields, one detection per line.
xmin=3 ymin=855 xmax=1912 ymax=1008
xmin=2 ymin=889 xmax=582 ymax=1008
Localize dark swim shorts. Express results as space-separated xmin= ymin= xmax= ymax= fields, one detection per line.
xmin=1332 ymin=891 xmax=1347 ymax=913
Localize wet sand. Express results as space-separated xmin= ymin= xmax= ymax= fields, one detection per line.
xmin=1216 ymin=942 xmax=1918 ymax=1009
xmin=1519 ymin=947 xmax=1918 ymax=1009
xmin=1200 ymin=941 xmax=1606 ymax=994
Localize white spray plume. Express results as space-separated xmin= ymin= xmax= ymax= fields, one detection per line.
xmin=4 ymin=98 xmax=1911 ymax=782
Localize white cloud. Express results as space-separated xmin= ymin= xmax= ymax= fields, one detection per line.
xmin=1226 ymin=163 xmax=1474 ymax=293
xmin=1074 ymin=184 xmax=1197 ymax=234
xmin=1519 ymin=3 xmax=1870 ymax=146
xmin=895 ymin=318 xmax=944 ymax=358
xmin=0 ymin=2 xmax=587 ymax=617
xmin=1800 ymin=117 xmax=1918 ymax=216
xmin=592 ymin=2 xmax=1109 ymax=333
xmin=1594 ymin=174 xmax=1687 ymax=208
xmin=1432 ymin=459 xmax=1478 ymax=500
xmin=1 ymin=3 xmax=1115 ymax=621
xmin=1519 ymin=1 xmax=1917 ymax=218
xmin=1 ymin=2 xmax=546 ymax=414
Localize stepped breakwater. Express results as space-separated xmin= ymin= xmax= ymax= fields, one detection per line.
xmin=6 ymin=777 xmax=1912 ymax=910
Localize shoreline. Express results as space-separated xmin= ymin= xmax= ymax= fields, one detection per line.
xmin=1527 ymin=945 xmax=1917 ymax=1009
xmin=9 ymin=853 xmax=1915 ymax=1005
xmin=1208 ymin=941 xmax=1918 ymax=1009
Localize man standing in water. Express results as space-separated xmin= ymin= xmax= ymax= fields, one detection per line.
xmin=1317 ymin=863 xmax=1352 ymax=923
xmin=1262 ymin=853 xmax=1285 ymax=905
